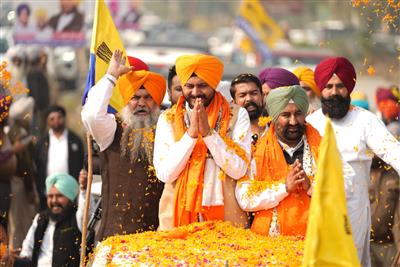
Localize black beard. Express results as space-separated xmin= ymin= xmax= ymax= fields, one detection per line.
xmin=321 ymin=94 xmax=351 ymax=119
xmin=283 ymin=124 xmax=305 ymax=142
xmin=48 ymin=201 xmax=75 ymax=222
xmin=244 ymin=102 xmax=262 ymax=121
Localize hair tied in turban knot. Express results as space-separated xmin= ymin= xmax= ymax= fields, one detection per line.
xmin=265 ymin=85 xmax=309 ymax=122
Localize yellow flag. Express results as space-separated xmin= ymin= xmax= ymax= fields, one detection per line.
xmin=303 ymin=119 xmax=360 ymax=267
xmin=83 ymin=0 xmax=126 ymax=113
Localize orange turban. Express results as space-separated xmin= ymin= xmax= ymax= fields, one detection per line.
xmin=293 ymin=66 xmax=320 ymax=97
xmin=117 ymin=70 xmax=166 ymax=106
xmin=175 ymin=54 xmax=224 ymax=89
xmin=378 ymin=99 xmax=400 ymax=121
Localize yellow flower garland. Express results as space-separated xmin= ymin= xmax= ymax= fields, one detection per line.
xmin=92 ymin=221 xmax=304 ymax=266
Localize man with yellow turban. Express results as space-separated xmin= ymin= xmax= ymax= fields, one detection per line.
xmin=236 ymin=85 xmax=321 ymax=237
xmin=293 ymin=66 xmax=320 ymax=113
xmin=82 ymin=50 xmax=166 ymax=241
xmin=307 ymin=56 xmax=400 ymax=267
xmin=154 ymin=54 xmax=252 ymax=230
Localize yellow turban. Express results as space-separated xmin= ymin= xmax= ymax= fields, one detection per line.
xmin=175 ymin=54 xmax=224 ymax=89
xmin=293 ymin=66 xmax=320 ymax=97
xmin=117 ymin=70 xmax=166 ymax=106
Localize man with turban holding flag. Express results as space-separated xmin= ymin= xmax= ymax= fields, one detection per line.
xmin=236 ymin=85 xmax=321 ymax=237
xmin=307 ymin=56 xmax=400 ymax=266
xmin=154 ymin=54 xmax=252 ymax=230
xmin=81 ymin=50 xmax=166 ymax=241
xmin=293 ymin=66 xmax=321 ymax=113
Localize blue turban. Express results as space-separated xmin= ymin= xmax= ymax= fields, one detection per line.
xmin=46 ymin=173 xmax=79 ymax=202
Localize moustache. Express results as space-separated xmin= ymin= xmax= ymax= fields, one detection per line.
xmin=244 ymin=102 xmax=258 ymax=109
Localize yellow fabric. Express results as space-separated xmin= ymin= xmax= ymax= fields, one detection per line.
xmin=117 ymin=70 xmax=166 ymax=106
xmin=293 ymin=66 xmax=320 ymax=97
xmin=90 ymin=0 xmax=126 ymax=112
xmin=303 ymin=119 xmax=360 ymax=267
xmin=175 ymin=54 xmax=224 ymax=89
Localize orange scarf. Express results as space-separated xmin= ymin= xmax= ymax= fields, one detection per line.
xmin=173 ymin=92 xmax=231 ymax=227
xmin=252 ymin=123 xmax=321 ymax=236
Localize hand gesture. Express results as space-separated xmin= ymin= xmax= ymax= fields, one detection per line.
xmin=79 ymin=169 xmax=88 ymax=191
xmin=285 ymin=159 xmax=306 ymax=193
xmin=106 ymin=49 xmax=132 ymax=79
xmin=197 ymin=98 xmax=211 ymax=137
xmin=187 ymin=99 xmax=200 ymax=138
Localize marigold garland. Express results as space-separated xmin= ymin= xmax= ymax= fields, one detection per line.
xmin=257 ymin=116 xmax=272 ymax=127
xmin=90 ymin=221 xmax=304 ymax=266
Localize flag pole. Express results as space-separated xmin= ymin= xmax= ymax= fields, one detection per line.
xmin=80 ymin=133 xmax=93 ymax=267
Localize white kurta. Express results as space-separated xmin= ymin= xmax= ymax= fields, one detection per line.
xmin=307 ymin=107 xmax=400 ymax=267
xmin=153 ymin=106 xmax=252 ymax=207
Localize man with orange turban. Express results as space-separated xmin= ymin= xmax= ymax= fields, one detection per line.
xmin=82 ymin=50 xmax=166 ymax=241
xmin=307 ymin=56 xmax=400 ymax=267
xmin=293 ymin=66 xmax=320 ymax=113
xmin=154 ymin=54 xmax=252 ymax=230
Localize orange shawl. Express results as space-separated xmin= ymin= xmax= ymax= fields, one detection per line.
xmin=251 ymin=123 xmax=321 ymax=236
xmin=173 ymin=92 xmax=231 ymax=227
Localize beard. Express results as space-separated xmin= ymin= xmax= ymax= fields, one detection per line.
xmin=48 ymin=201 xmax=75 ymax=222
xmin=321 ymin=94 xmax=351 ymax=119
xmin=244 ymin=102 xmax=262 ymax=121
xmin=119 ymin=105 xmax=160 ymax=164
xmin=282 ymin=124 xmax=305 ymax=143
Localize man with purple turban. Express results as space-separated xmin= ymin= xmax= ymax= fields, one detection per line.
xmin=307 ymin=57 xmax=400 ymax=267
xmin=258 ymin=67 xmax=299 ymax=97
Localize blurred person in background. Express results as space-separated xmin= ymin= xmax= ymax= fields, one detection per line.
xmin=230 ymin=73 xmax=265 ymax=142
xmin=351 ymin=91 xmax=370 ymax=110
xmin=375 ymin=87 xmax=400 ymax=139
xmin=258 ymin=67 xmax=299 ymax=97
xmin=48 ymin=0 xmax=84 ymax=33
xmin=13 ymin=3 xmax=36 ymax=37
xmin=4 ymin=46 xmax=28 ymax=90
xmin=307 ymin=57 xmax=400 ymax=267
xmin=34 ymin=8 xmax=53 ymax=42
xmin=167 ymin=65 xmax=182 ymax=106
xmin=293 ymin=66 xmax=321 ymax=114
xmin=35 ymin=105 xmax=84 ymax=211
xmin=7 ymin=96 xmax=37 ymax=251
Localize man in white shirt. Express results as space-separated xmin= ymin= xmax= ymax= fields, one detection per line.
xmin=14 ymin=172 xmax=93 ymax=267
xmin=81 ymin=50 xmax=166 ymax=241
xmin=154 ymin=54 xmax=252 ymax=230
xmin=307 ymin=56 xmax=400 ymax=267
xmin=35 ymin=106 xmax=84 ymax=210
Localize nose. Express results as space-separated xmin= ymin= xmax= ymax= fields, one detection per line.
xmin=192 ymin=86 xmax=201 ymax=97
xmin=289 ymin=114 xmax=298 ymax=125
xmin=244 ymin=94 xmax=251 ymax=103
xmin=137 ymin=97 xmax=146 ymax=107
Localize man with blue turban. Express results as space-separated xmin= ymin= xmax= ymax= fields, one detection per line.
xmin=15 ymin=172 xmax=93 ymax=267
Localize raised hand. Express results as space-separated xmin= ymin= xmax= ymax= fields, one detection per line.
xmin=106 ymin=49 xmax=133 ymax=79
xmin=285 ymin=159 xmax=306 ymax=193
xmin=197 ymin=98 xmax=211 ymax=137
xmin=187 ymin=98 xmax=200 ymax=138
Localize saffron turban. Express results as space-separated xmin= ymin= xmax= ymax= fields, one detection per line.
xmin=314 ymin=57 xmax=356 ymax=94
xmin=258 ymin=67 xmax=299 ymax=89
xmin=265 ymin=85 xmax=309 ymax=122
xmin=175 ymin=54 xmax=224 ymax=89
xmin=127 ymin=56 xmax=149 ymax=71
xmin=117 ymin=70 xmax=166 ymax=106
xmin=46 ymin=173 xmax=79 ymax=202
xmin=378 ymin=99 xmax=399 ymax=121
xmin=293 ymin=66 xmax=320 ymax=97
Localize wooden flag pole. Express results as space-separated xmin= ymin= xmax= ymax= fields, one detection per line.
xmin=80 ymin=133 xmax=93 ymax=267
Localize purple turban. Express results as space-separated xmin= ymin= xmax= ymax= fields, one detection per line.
xmin=258 ymin=67 xmax=299 ymax=89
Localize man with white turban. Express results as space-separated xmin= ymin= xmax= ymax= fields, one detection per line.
xmin=236 ymin=85 xmax=321 ymax=237
xmin=154 ymin=54 xmax=252 ymax=230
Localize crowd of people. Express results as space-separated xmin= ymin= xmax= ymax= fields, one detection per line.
xmin=0 ymin=48 xmax=399 ymax=267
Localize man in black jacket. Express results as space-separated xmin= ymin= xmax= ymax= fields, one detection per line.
xmin=35 ymin=105 xmax=84 ymax=210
